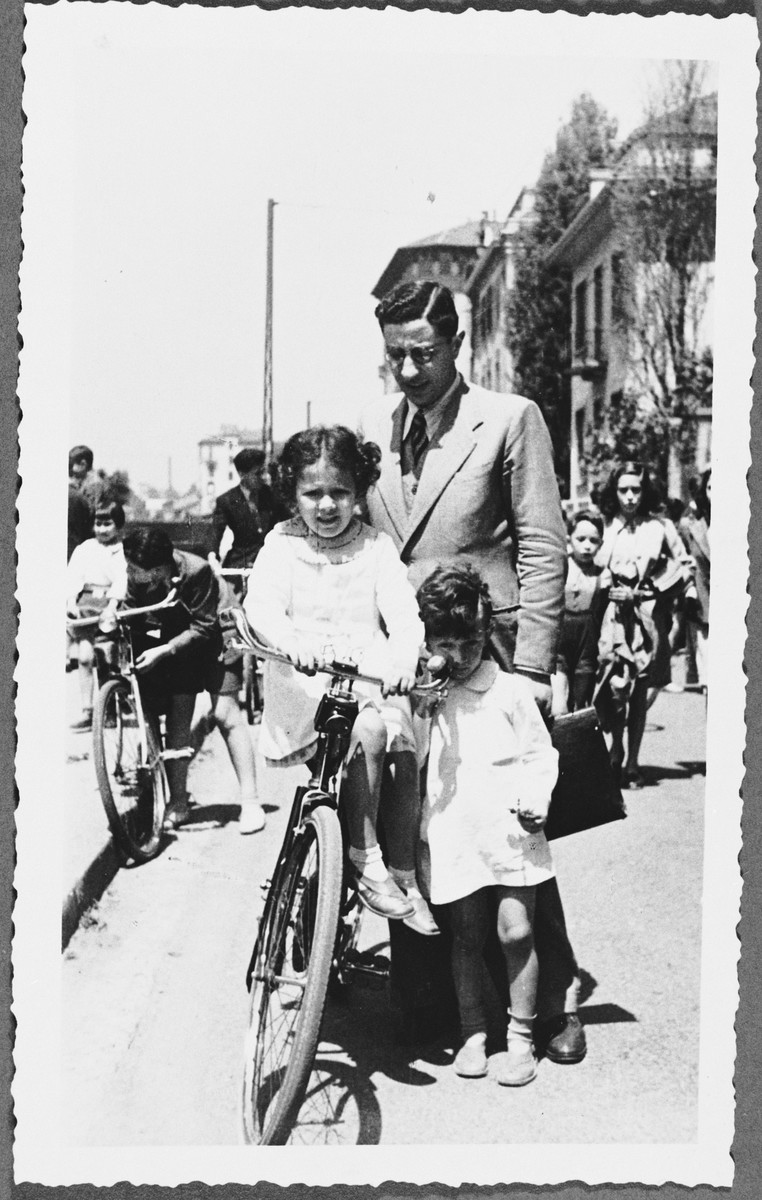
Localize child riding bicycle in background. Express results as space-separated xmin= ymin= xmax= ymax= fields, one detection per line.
xmin=415 ymin=564 xmax=559 ymax=1085
xmin=66 ymin=497 xmax=127 ymax=731
xmin=244 ymin=424 xmax=438 ymax=936
xmin=112 ymin=527 xmax=264 ymax=834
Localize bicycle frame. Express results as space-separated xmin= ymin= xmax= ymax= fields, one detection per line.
xmin=229 ymin=612 xmax=448 ymax=992
xmin=236 ymin=611 xmax=449 ymax=1144
xmin=69 ymin=590 xmax=182 ymax=772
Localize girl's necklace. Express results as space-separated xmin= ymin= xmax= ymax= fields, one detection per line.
xmin=298 ymin=514 xmax=362 ymax=552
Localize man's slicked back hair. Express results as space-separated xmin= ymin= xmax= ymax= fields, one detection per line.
xmin=374 ymin=281 xmax=459 ymax=341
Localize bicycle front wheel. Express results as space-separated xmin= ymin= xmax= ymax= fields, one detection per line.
xmin=93 ymin=678 xmax=167 ymax=863
xmin=241 ymin=802 xmax=343 ymax=1145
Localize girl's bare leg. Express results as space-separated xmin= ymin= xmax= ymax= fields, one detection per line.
xmin=342 ymin=709 xmax=413 ymax=919
xmin=496 ymin=885 xmax=538 ymax=1020
xmin=210 ymin=693 xmax=259 ymax=804
xmin=210 ymin=692 xmax=264 ymax=832
xmin=77 ymin=640 xmax=95 ymax=719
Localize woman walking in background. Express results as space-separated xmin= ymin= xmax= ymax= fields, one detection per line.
xmin=595 ymin=461 xmax=694 ymax=789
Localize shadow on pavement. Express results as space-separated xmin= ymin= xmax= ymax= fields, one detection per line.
xmin=634 ymin=761 xmax=706 ymax=787
xmin=576 ymin=1001 xmax=637 ymax=1026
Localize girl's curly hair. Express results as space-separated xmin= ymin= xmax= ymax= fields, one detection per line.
xmin=416 ymin=563 xmax=493 ymax=640
xmin=597 ymin=460 xmax=664 ymax=521
xmin=276 ymin=425 xmax=381 ymax=509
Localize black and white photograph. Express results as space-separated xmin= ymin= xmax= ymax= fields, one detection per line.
xmin=11 ymin=2 xmax=756 ymax=1190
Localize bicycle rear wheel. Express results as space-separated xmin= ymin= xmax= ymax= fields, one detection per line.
xmin=93 ymin=678 xmax=167 ymax=863
xmin=241 ymin=802 xmax=343 ymax=1145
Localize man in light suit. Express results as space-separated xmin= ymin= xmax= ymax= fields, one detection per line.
xmin=360 ymin=280 xmax=586 ymax=1064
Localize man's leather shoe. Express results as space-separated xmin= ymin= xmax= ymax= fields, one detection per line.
xmin=352 ymin=870 xmax=415 ymax=920
xmin=403 ymin=894 xmax=440 ymax=936
xmin=537 ymin=1013 xmax=587 ymax=1064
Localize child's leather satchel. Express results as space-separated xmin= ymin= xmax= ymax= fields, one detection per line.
xmin=545 ymin=706 xmax=626 ymax=840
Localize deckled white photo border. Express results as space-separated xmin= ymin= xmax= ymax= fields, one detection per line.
xmin=12 ymin=4 xmax=757 ymax=1189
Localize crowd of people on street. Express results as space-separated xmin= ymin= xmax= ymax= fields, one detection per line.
xmin=65 ymin=279 xmax=710 ymax=1088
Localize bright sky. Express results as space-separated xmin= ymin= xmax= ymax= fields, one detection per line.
xmin=21 ymin=5 xmax=723 ymax=492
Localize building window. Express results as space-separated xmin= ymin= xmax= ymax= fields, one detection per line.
xmin=611 ymin=252 xmax=625 ymax=326
xmin=593 ymin=265 xmax=604 ymax=361
xmin=574 ymin=279 xmax=588 ymax=359
xmin=478 ymin=288 xmax=494 ymax=342
xmin=575 ymin=408 xmax=586 ymax=453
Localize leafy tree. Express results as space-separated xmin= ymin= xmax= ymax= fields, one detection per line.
xmin=600 ymin=61 xmax=716 ymax=491
xmin=93 ymin=467 xmax=152 ymax=518
xmin=506 ymin=94 xmax=618 ymax=490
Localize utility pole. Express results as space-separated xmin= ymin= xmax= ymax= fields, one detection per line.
xmin=306 ymin=401 xmax=312 ymax=429
xmin=262 ymin=198 xmax=276 ymax=463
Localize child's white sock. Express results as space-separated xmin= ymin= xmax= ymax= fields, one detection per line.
xmin=507 ymin=1011 xmax=535 ymax=1055
xmin=348 ymin=843 xmax=387 ymax=883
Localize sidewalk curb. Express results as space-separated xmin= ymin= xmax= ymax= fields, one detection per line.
xmin=61 ymin=704 xmax=215 ymax=951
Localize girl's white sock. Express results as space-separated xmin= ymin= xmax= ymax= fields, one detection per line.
xmin=348 ymin=843 xmax=387 ymax=883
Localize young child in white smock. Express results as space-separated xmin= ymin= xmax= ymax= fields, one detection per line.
xmin=245 ymin=425 xmax=437 ymax=936
xmin=415 ymin=564 xmax=558 ymax=1086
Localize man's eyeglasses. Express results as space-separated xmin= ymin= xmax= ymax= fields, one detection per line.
xmin=384 ymin=342 xmax=449 ymax=368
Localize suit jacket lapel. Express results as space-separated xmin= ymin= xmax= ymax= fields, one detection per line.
xmin=374 ymin=399 xmax=408 ymax=542
xmin=401 ymin=381 xmax=480 ymax=556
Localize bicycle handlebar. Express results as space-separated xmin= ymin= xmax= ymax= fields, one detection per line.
xmin=224 ymin=609 xmax=448 ymax=698
xmin=67 ymin=590 xmax=180 ymax=632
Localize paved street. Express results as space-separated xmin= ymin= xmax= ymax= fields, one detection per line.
xmin=61 ymin=673 xmax=706 ymax=1147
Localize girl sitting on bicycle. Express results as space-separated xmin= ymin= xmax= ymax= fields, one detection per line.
xmin=415 ymin=565 xmax=558 ymax=1085
xmin=245 ymin=425 xmax=437 ymax=936
xmin=66 ymin=496 xmax=127 ymax=731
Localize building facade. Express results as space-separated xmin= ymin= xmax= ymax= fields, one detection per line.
xmin=197 ymin=425 xmax=263 ymax=514
xmin=546 ymin=97 xmax=716 ymax=507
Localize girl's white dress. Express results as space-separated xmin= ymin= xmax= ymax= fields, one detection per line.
xmin=244 ymin=517 xmax=424 ymax=766
xmin=419 ymin=660 xmax=557 ymax=905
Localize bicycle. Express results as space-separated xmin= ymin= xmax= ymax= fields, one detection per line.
xmin=227 ymin=610 xmax=448 ymax=1146
xmin=68 ymin=591 xmax=191 ymax=865
xmin=219 ymin=566 xmax=262 ymax=725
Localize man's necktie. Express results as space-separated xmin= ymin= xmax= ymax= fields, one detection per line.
xmin=406 ymin=408 xmax=429 ymax=478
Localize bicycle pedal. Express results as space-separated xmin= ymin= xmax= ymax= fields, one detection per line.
xmin=342 ymin=950 xmax=390 ymax=986
xmin=161 ymin=746 xmax=195 ymax=761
